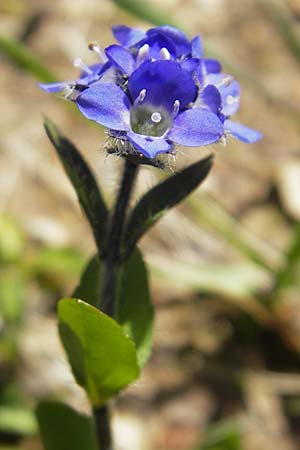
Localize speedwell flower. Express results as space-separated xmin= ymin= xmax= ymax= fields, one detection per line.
xmin=39 ymin=24 xmax=262 ymax=158
xmin=75 ymin=59 xmax=224 ymax=158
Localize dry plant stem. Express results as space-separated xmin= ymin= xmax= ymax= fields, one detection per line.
xmin=93 ymin=159 xmax=138 ymax=450
xmin=100 ymin=158 xmax=139 ymax=316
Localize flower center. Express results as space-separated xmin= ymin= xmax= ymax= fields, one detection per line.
xmin=130 ymin=105 xmax=172 ymax=137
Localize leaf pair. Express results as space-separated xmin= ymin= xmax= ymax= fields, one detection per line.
xmin=44 ymin=119 xmax=213 ymax=260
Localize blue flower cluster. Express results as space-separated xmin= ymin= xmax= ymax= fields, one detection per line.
xmin=40 ymin=25 xmax=262 ymax=159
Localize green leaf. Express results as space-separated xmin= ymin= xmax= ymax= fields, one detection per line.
xmin=36 ymin=401 xmax=97 ymax=450
xmin=58 ymin=298 xmax=140 ymax=406
xmin=72 ymin=250 xmax=154 ymax=366
xmin=117 ymin=248 xmax=154 ymax=367
xmin=0 ymin=35 xmax=56 ymax=82
xmin=73 ymin=255 xmax=101 ymax=307
xmin=44 ymin=119 xmax=108 ymax=253
xmin=123 ymin=155 xmax=213 ymax=258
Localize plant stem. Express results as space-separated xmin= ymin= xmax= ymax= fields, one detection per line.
xmin=92 ymin=159 xmax=138 ymax=450
xmin=100 ymin=158 xmax=139 ymax=316
xmin=93 ymin=406 xmax=112 ymax=450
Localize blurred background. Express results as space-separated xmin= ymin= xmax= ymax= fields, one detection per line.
xmin=1 ymin=0 xmax=300 ymax=449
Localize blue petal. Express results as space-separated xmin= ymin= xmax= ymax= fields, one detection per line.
xmin=128 ymin=60 xmax=197 ymax=112
xmin=105 ymin=45 xmax=135 ymax=74
xmin=147 ymin=26 xmax=191 ymax=56
xmin=206 ymin=73 xmax=240 ymax=116
xmin=112 ymin=25 xmax=145 ymax=47
xmin=225 ymin=120 xmax=262 ymax=143
xmin=127 ymin=132 xmax=172 ymax=158
xmin=180 ymin=58 xmax=200 ymax=73
xmin=136 ymin=34 xmax=177 ymax=59
xmin=201 ymin=85 xmax=222 ymax=114
xmin=169 ymin=108 xmax=224 ymax=146
xmin=38 ymin=81 xmax=70 ymax=93
xmin=204 ymin=59 xmax=222 ymax=74
xmin=191 ymin=36 xmax=203 ymax=58
xmin=76 ymin=83 xmax=131 ymax=131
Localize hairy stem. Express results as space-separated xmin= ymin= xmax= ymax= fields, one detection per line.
xmin=100 ymin=159 xmax=139 ymax=316
xmin=93 ymin=159 xmax=138 ymax=450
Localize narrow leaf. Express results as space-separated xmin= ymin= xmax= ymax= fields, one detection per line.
xmin=44 ymin=119 xmax=108 ymax=253
xmin=58 ymin=298 xmax=140 ymax=406
xmin=117 ymin=248 xmax=154 ymax=367
xmin=123 ymin=155 xmax=213 ymax=257
xmin=36 ymin=401 xmax=97 ymax=450
xmin=0 ymin=35 xmax=56 ymax=82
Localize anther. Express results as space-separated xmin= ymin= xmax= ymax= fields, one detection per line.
xmin=88 ymin=41 xmax=105 ymax=61
xmin=173 ymin=100 xmax=180 ymax=116
xmin=219 ymin=76 xmax=233 ymax=88
xmin=73 ymin=57 xmax=93 ymax=75
xmin=226 ymin=95 xmax=238 ymax=104
xmin=159 ymin=47 xmax=171 ymax=60
xmin=138 ymin=89 xmax=146 ymax=103
xmin=137 ymin=44 xmax=150 ymax=63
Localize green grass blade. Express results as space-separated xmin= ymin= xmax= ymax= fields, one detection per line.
xmin=0 ymin=35 xmax=56 ymax=82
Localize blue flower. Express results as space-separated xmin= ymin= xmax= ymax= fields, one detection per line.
xmin=39 ymin=24 xmax=262 ymax=157
xmin=76 ymin=60 xmax=224 ymax=158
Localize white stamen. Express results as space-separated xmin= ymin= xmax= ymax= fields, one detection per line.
xmin=137 ymin=89 xmax=146 ymax=103
xmin=88 ymin=41 xmax=105 ymax=61
xmin=73 ymin=57 xmax=93 ymax=75
xmin=159 ymin=47 xmax=171 ymax=60
xmin=226 ymin=95 xmax=239 ymax=104
xmin=151 ymin=112 xmax=162 ymax=123
xmin=217 ymin=76 xmax=233 ymax=88
xmin=137 ymin=44 xmax=150 ymax=63
xmin=173 ymin=100 xmax=180 ymax=116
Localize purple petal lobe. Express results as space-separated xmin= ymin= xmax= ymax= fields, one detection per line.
xmin=112 ymin=25 xmax=145 ymax=47
xmin=38 ymin=81 xmax=70 ymax=93
xmin=129 ymin=60 xmax=197 ymax=112
xmin=76 ymin=83 xmax=131 ymax=131
xmin=204 ymin=59 xmax=222 ymax=74
xmin=169 ymin=108 xmax=224 ymax=146
xmin=225 ymin=120 xmax=262 ymax=143
xmin=105 ymin=45 xmax=135 ymax=74
xmin=147 ymin=26 xmax=191 ymax=56
xmin=127 ymin=132 xmax=172 ymax=158
xmin=191 ymin=36 xmax=203 ymax=58
xmin=206 ymin=73 xmax=240 ymax=116
xmin=180 ymin=58 xmax=200 ymax=73
xmin=201 ymin=85 xmax=222 ymax=114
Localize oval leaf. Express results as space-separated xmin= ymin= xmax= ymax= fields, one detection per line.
xmin=44 ymin=119 xmax=108 ymax=253
xmin=122 ymin=155 xmax=213 ymax=257
xmin=73 ymin=254 xmax=101 ymax=307
xmin=117 ymin=248 xmax=154 ymax=367
xmin=36 ymin=401 xmax=97 ymax=450
xmin=58 ymin=298 xmax=140 ymax=406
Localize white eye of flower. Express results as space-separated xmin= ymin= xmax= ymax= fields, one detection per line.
xmin=130 ymin=105 xmax=172 ymax=137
